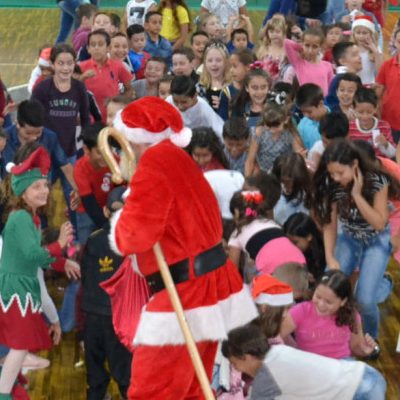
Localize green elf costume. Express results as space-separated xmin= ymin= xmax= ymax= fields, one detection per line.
xmin=0 ymin=148 xmax=67 ymax=398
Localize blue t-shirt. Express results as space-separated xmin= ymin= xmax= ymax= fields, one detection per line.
xmin=297 ymin=108 xmax=330 ymax=150
xmin=144 ymin=32 xmax=172 ymax=66
xmin=226 ymin=41 xmax=254 ymax=54
xmin=127 ymin=50 xmax=145 ymax=73
xmin=4 ymin=125 xmax=68 ymax=179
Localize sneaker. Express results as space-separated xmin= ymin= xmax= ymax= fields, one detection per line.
xmin=363 ymin=341 xmax=381 ymax=361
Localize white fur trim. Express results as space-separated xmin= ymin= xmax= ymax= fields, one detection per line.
xmin=254 ymin=292 xmax=293 ymax=306
xmin=133 ymin=284 xmax=258 ymax=345
xmin=170 ymin=127 xmax=192 ymax=148
xmin=0 ymin=293 xmax=42 ymax=317
xmin=5 ymin=162 xmax=15 ymax=174
xmin=108 ymin=208 xmax=123 ymax=256
xmin=130 ymin=254 xmax=143 ymax=276
xmin=352 ymin=18 xmax=375 ymax=33
xmin=122 ymin=188 xmax=131 ymax=200
xmin=114 ymin=109 xmax=191 ymax=147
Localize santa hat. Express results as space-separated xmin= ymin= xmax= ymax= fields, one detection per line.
xmin=38 ymin=48 xmax=51 ymax=68
xmin=352 ymin=15 xmax=375 ymax=33
xmin=113 ymin=96 xmax=192 ymax=148
xmin=252 ymin=275 xmax=294 ymax=306
xmin=8 ymin=147 xmax=51 ymax=196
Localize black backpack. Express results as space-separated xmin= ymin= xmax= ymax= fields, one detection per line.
xmin=296 ymin=0 xmax=327 ymax=18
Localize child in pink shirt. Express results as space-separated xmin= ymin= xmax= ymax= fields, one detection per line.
xmin=284 ymin=28 xmax=334 ymax=96
xmin=280 ymin=270 xmax=379 ymax=360
xmin=228 ymin=183 xmax=305 ymax=276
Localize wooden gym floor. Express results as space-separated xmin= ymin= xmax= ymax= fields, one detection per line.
xmin=0 ymin=6 xmax=398 ymax=400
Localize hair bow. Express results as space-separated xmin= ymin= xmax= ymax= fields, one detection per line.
xmin=245 ymin=207 xmax=258 ymax=217
xmin=249 ymin=61 xmax=265 ymax=71
xmin=267 ymin=90 xmax=288 ymax=106
xmin=242 ymin=190 xmax=264 ymax=204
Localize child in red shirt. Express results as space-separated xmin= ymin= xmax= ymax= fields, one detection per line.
xmin=376 ymin=28 xmax=400 ymax=145
xmin=79 ymin=30 xmax=133 ymax=123
xmin=74 ymin=122 xmax=117 ymax=245
xmin=348 ymin=87 xmax=397 ymax=159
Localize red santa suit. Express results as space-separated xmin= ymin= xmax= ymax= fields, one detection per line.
xmin=109 ymin=97 xmax=258 ymax=399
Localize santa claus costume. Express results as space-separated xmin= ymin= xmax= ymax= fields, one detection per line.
xmin=0 ymin=147 xmax=72 ymax=400
xmin=109 ymin=97 xmax=258 ymax=399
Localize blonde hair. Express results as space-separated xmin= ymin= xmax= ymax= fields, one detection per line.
xmin=199 ymin=41 xmax=231 ymax=87
xmin=198 ymin=13 xmax=220 ymax=37
xmin=351 ymin=25 xmax=379 ymax=61
xmin=257 ymin=16 xmax=287 ymax=60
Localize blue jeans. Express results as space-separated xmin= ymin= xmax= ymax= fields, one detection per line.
xmin=51 ymin=155 xmax=77 ymax=233
xmin=353 ymin=364 xmax=386 ymax=400
xmin=55 ymin=0 xmax=83 ymax=44
xmin=262 ymin=0 xmax=296 ymax=26
xmin=334 ymin=226 xmax=392 ymax=338
xmin=55 ymin=0 xmax=98 ymax=44
xmin=59 ymin=280 xmax=81 ymax=332
xmin=76 ymin=211 xmax=96 ymax=246
xmin=320 ymin=0 xmax=345 ymax=23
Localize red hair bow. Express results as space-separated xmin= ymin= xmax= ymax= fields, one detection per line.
xmin=242 ymin=190 xmax=264 ymax=204
xmin=249 ymin=61 xmax=265 ymax=71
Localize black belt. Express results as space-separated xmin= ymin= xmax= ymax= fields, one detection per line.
xmin=146 ymin=243 xmax=227 ymax=294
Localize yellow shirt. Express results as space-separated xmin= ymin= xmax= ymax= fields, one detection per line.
xmin=160 ymin=6 xmax=190 ymax=42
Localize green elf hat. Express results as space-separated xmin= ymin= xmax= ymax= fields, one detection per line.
xmin=8 ymin=147 xmax=51 ymax=196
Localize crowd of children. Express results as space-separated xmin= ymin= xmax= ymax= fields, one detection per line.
xmin=1 ymin=0 xmax=400 ymax=398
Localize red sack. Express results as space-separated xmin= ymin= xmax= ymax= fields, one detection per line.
xmin=100 ymin=257 xmax=151 ymax=352
xmin=11 ymin=374 xmax=29 ymax=400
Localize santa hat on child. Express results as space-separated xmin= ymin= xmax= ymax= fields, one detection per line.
xmin=352 ymin=15 xmax=375 ymax=33
xmin=252 ymin=275 xmax=294 ymax=306
xmin=113 ymin=96 xmax=192 ymax=148
xmin=38 ymin=48 xmax=51 ymax=68
xmin=7 ymin=147 xmax=51 ymax=196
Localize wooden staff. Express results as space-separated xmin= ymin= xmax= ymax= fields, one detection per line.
xmin=98 ymin=128 xmax=215 ymax=400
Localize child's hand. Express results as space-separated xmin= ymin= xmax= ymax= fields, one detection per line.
xmin=365 ymin=36 xmax=378 ymax=53
xmin=327 ymin=256 xmax=341 ymax=270
xmin=3 ymin=101 xmax=16 ymax=116
xmin=306 ymin=18 xmax=321 ymax=28
xmin=49 ymin=321 xmax=62 ymax=345
xmin=351 ymin=166 xmax=363 ymax=197
xmin=80 ymin=69 xmax=95 ymax=80
xmin=58 ymin=221 xmax=74 ymax=248
xmin=361 ymin=333 xmax=378 ymax=356
xmin=376 ymin=134 xmax=388 ymax=147
xmin=211 ymin=95 xmax=220 ymax=109
xmin=65 ymin=259 xmax=81 ymax=280
xmin=341 ymin=15 xmax=351 ymax=24
xmin=69 ymin=190 xmax=81 ymax=211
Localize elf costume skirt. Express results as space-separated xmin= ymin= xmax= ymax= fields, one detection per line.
xmin=0 ymin=299 xmax=52 ymax=352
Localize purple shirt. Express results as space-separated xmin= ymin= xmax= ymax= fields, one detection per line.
xmin=32 ymin=77 xmax=90 ymax=157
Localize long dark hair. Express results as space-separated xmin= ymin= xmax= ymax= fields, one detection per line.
xmin=230 ymin=176 xmax=281 ymax=233
xmin=231 ymin=69 xmax=270 ymax=116
xmin=283 ymin=212 xmax=324 ymax=281
xmin=272 ymin=153 xmax=311 ymax=208
xmin=316 ymin=270 xmax=357 ymax=332
xmin=312 ymin=139 xmax=398 ymax=225
xmin=257 ymin=306 xmax=287 ymax=339
xmin=159 ymin=0 xmax=191 ymax=32
xmin=186 ymin=127 xmax=229 ymax=169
